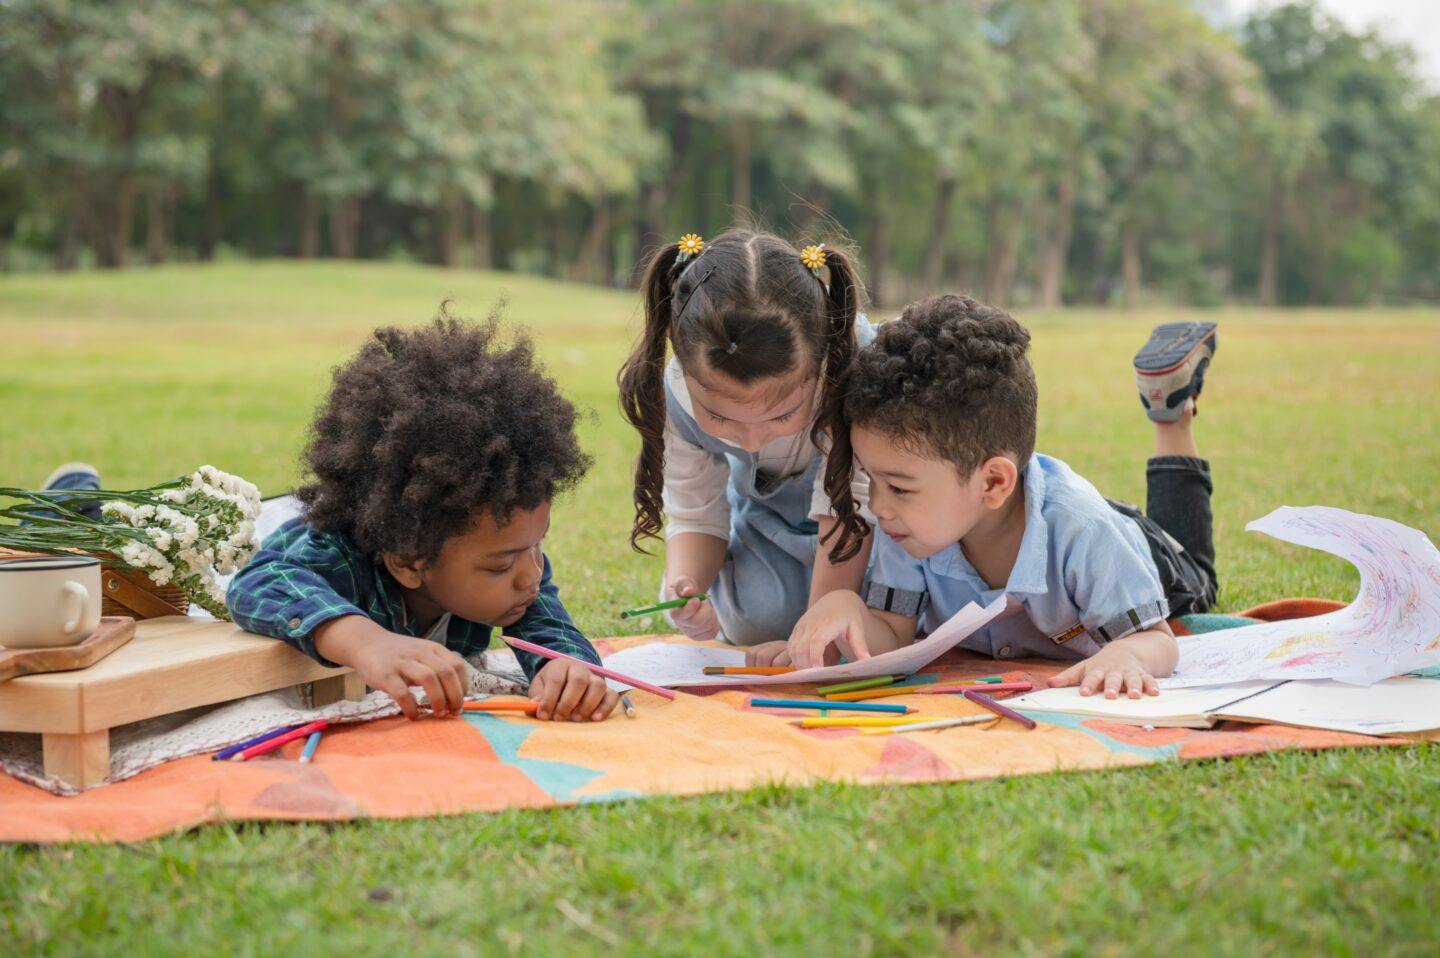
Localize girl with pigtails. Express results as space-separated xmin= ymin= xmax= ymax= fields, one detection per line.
xmin=618 ymin=229 xmax=877 ymax=648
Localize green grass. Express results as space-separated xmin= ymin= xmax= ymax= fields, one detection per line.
xmin=1 ymin=261 xmax=1437 ymax=955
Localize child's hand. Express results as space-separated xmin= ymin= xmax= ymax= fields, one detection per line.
xmin=787 ymin=591 xmax=872 ymax=670
xmin=1048 ymin=644 xmax=1159 ymax=699
xmin=663 ymin=576 xmax=720 ymax=642
xmin=349 ymin=631 xmax=470 ymax=719
xmin=529 ymin=658 xmax=619 ymax=721
xmin=745 ymin=641 xmax=791 ymax=668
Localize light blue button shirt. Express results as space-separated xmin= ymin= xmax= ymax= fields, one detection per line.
xmin=866 ymin=454 xmax=1168 ymax=662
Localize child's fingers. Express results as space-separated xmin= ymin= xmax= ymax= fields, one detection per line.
xmin=1143 ymin=672 xmax=1160 ymax=696
xmin=381 ymin=681 xmax=421 ymax=719
xmin=550 ymin=668 xmax=588 ymax=721
xmin=574 ymin=678 xmax=609 ymax=721
xmin=1078 ymin=667 xmax=1106 ymax=696
xmin=529 ymin=673 xmax=559 ymax=720
xmin=593 ymin=688 xmax=620 ymax=721
xmin=430 ymin=654 xmax=467 ymax=715
xmin=1102 ymin=670 xmax=1124 ymax=699
xmin=399 ymin=662 xmax=447 ymax=717
xmin=1048 ymin=662 xmax=1084 ymax=688
xmin=1123 ymin=669 xmax=1145 ymax=699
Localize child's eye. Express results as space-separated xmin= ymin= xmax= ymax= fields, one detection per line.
xmin=708 ymin=411 xmax=731 ymax=424
xmin=483 ymin=558 xmax=517 ymax=575
xmin=889 ymin=486 xmax=912 ymax=497
xmin=772 ymin=410 xmax=797 ymax=423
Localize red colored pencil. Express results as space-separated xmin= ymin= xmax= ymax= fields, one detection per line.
xmin=962 ymin=689 xmax=1037 ymax=729
xmin=231 ymin=719 xmax=329 ymax=761
xmin=501 ymin=635 xmax=677 ymax=700
xmin=461 ymin=699 xmax=540 ymax=714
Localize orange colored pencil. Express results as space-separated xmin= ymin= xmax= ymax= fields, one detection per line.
xmin=462 ymin=699 xmax=540 ymax=714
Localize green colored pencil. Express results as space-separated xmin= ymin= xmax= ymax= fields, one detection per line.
xmin=619 ymin=594 xmax=708 ymax=619
xmin=817 ymin=675 xmax=897 ymax=696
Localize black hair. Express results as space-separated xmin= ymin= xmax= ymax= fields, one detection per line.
xmin=297 ymin=308 xmax=591 ymax=564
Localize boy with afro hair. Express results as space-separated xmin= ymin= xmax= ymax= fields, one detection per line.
xmin=751 ymin=295 xmax=1220 ymax=700
xmin=228 ymin=312 xmax=618 ymax=722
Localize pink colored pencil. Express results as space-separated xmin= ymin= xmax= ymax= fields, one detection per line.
xmin=962 ymin=689 xmax=1037 ymax=730
xmin=231 ymin=719 xmax=329 ymax=761
xmin=501 ymin=635 xmax=677 ymax=700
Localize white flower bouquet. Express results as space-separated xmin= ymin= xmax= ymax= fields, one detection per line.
xmin=0 ymin=466 xmax=263 ymax=618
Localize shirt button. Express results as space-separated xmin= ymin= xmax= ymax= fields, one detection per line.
xmin=288 ymin=617 xmax=302 ymax=630
xmin=998 ymin=646 xmax=1013 ymax=658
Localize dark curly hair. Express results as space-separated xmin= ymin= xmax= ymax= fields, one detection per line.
xmin=821 ymin=294 xmax=1037 ymax=562
xmin=297 ymin=309 xmax=591 ymax=564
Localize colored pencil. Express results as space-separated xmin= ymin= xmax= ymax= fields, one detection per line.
xmin=232 ymin=720 xmax=329 ymax=761
xmin=963 ymin=689 xmax=1038 ymax=729
xmin=620 ymin=594 xmax=708 ymax=619
xmin=824 ymin=681 xmax=1033 ymax=702
xmin=501 ymin=635 xmax=677 ymax=700
xmin=791 ymin=715 xmax=938 ymax=728
xmin=213 ymin=723 xmax=299 ymax=761
xmin=620 ymin=693 xmax=637 ymax=718
xmin=702 ymin=666 xmax=796 ymax=676
xmin=748 ymin=697 xmax=913 ymax=714
xmin=461 ymin=699 xmax=540 ymax=714
xmin=860 ymin=714 xmax=1000 ymax=736
xmin=298 ymin=730 xmax=323 ymax=763
xmin=816 ymin=675 xmax=896 ymax=696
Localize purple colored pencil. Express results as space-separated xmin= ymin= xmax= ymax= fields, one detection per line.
xmin=501 ymin=635 xmax=677 ymax=700
xmin=963 ymin=689 xmax=1038 ymax=729
xmin=213 ymin=724 xmax=300 ymax=761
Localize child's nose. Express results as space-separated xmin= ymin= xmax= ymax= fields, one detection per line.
xmin=515 ymin=547 xmax=543 ymax=590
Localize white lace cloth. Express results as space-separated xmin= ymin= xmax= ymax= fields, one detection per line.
xmin=0 ymin=652 xmax=527 ymax=796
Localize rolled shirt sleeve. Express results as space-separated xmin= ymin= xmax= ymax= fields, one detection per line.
xmin=862 ymin=531 xmax=929 ymax=617
xmin=1063 ymin=517 xmax=1170 ymax=644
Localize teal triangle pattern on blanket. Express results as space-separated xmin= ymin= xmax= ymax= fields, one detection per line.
xmin=1177 ymin=613 xmax=1261 ymax=634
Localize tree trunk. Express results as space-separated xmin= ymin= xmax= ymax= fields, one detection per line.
xmin=56 ymin=191 xmax=83 ymax=271
xmin=921 ymin=177 xmax=958 ymax=294
xmin=730 ymin=122 xmax=752 ymax=214
xmin=1258 ymin=197 xmax=1279 ymax=307
xmin=983 ymin=200 xmax=1021 ymax=307
xmin=1037 ymin=175 xmax=1076 ymax=308
xmin=329 ymin=197 xmax=359 ymax=259
xmin=571 ymin=201 xmax=611 ymax=284
xmin=299 ymin=188 xmax=321 ymax=258
xmin=868 ymin=206 xmax=890 ymax=308
xmin=98 ymin=176 xmax=135 ymax=268
xmin=470 ymin=201 xmax=492 ymax=270
xmin=146 ymin=185 xmax=168 ymax=265
xmin=1121 ymin=219 xmax=1142 ymax=306
xmin=199 ymin=165 xmax=223 ymax=262
xmin=439 ymin=194 xmax=463 ymax=267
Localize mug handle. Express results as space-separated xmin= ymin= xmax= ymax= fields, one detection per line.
xmin=61 ymin=581 xmax=94 ymax=636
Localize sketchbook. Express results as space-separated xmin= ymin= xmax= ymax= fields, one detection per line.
xmin=602 ymin=595 xmax=1008 ymax=691
xmin=1007 ymin=675 xmax=1440 ymax=735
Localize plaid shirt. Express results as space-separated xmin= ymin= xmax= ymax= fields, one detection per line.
xmin=226 ymin=518 xmax=600 ymax=680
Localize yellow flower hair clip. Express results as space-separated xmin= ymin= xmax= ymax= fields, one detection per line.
xmin=800 ymin=243 xmax=827 ymax=277
xmin=676 ymin=233 xmax=705 ymax=262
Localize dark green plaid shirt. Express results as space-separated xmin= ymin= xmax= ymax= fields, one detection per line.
xmin=226 ymin=518 xmax=600 ymax=680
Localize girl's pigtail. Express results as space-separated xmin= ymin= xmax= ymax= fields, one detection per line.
xmin=812 ymin=247 xmax=869 ymax=563
xmin=618 ymin=243 xmax=683 ymax=552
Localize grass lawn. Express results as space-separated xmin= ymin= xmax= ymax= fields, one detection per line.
xmin=1 ymin=261 xmax=1437 ymax=955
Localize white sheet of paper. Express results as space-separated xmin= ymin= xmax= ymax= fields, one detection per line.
xmin=1217 ymin=676 xmax=1440 ymax=735
xmin=602 ymin=595 xmax=1008 ymax=691
xmin=1163 ymin=507 xmax=1440 ymax=688
xmin=1005 ymin=682 xmax=1281 ymax=727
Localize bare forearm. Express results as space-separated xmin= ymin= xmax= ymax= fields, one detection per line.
xmin=312 ymin=614 xmax=392 ymax=668
xmin=664 ymin=531 xmax=728 ymax=591
xmin=1107 ymin=627 xmax=1179 ymax=677
xmin=807 ymin=518 xmax=871 ymax=608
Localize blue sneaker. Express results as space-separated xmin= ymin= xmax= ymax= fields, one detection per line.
xmin=1134 ymin=322 xmax=1217 ymax=422
xmin=39 ymin=462 xmax=103 ymax=521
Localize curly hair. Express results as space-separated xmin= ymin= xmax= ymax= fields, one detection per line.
xmin=296 ymin=309 xmax=592 ymax=564
xmin=821 ymin=294 xmax=1037 ymax=562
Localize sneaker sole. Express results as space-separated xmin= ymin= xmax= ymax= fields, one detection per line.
xmin=1133 ymin=322 xmax=1218 ymax=374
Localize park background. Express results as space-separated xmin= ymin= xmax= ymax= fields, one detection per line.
xmin=2 ymin=1 xmax=1439 ymax=954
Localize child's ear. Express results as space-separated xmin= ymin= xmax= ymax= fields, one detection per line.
xmin=382 ymin=552 xmax=426 ymax=589
xmin=978 ymin=455 xmax=1020 ymax=508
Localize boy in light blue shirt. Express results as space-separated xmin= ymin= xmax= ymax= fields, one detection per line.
xmin=752 ymin=295 xmax=1219 ymax=699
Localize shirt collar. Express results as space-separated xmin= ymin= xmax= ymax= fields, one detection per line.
xmin=929 ymin=454 xmax=1049 ymax=596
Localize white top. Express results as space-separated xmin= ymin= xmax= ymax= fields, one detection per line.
xmin=661 ymin=356 xmax=871 ymax=539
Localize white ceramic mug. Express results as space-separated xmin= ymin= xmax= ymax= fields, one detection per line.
xmin=0 ymin=555 xmax=103 ymax=649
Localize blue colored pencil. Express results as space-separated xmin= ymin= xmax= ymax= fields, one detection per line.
xmin=299 ymin=730 xmax=323 ymax=763
xmin=748 ymin=697 xmax=913 ymax=714
xmin=213 ymin=724 xmax=300 ymax=761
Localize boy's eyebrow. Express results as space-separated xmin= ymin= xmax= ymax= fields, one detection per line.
xmin=873 ymin=467 xmax=917 ymax=481
xmin=482 ymin=519 xmax=552 ymax=558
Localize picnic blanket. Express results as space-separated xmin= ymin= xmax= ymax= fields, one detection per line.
xmin=1 ymin=599 xmax=1409 ymax=844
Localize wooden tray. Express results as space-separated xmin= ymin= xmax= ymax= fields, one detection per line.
xmin=0 ymin=616 xmax=136 ymax=683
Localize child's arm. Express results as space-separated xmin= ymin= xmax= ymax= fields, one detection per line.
xmin=807 ymin=517 xmax=872 ymax=607
xmin=1047 ymin=623 xmax=1178 ymax=699
xmin=506 ymin=553 xmax=619 ymax=721
xmin=662 ymin=530 xmax=727 ymax=638
xmin=227 ymin=522 xmax=468 ymax=718
xmin=785 ymin=590 xmax=919 ymax=670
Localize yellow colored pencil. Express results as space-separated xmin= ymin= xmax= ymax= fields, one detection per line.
xmin=860 ymin=714 xmax=999 ymax=736
xmin=790 ymin=715 xmax=940 ymax=728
